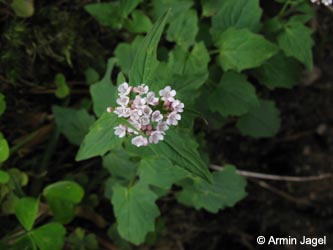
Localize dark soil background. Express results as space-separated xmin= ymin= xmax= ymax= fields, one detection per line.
xmin=0 ymin=1 xmax=332 ymax=250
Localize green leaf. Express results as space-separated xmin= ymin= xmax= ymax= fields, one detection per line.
xmin=208 ymin=71 xmax=259 ymax=116
xmin=43 ymin=181 xmax=84 ymax=224
xmin=254 ymin=52 xmax=302 ymax=89
xmin=119 ymin=0 xmax=143 ymax=17
xmin=0 ymin=92 xmax=6 ymax=116
xmin=216 ymin=28 xmax=278 ymax=72
xmin=11 ymin=0 xmax=34 ymax=18
xmin=55 ymin=73 xmax=70 ymax=99
xmin=30 ymin=223 xmax=66 ymax=250
xmin=76 ymin=112 xmax=123 ymax=161
xmin=201 ymin=0 xmax=223 ymax=17
xmin=68 ymin=227 xmax=99 ymax=250
xmin=0 ymin=170 xmax=10 ymax=184
xmin=85 ymin=3 xmax=122 ymax=29
xmin=211 ymin=0 xmax=262 ymax=40
xmin=111 ymin=183 xmax=160 ymax=245
xmin=0 ymin=135 xmax=10 ymax=163
xmin=129 ymin=10 xmax=169 ymax=85
xmin=177 ymin=165 xmax=247 ymax=213
xmin=277 ymin=21 xmax=313 ymax=69
xmin=15 ymin=197 xmax=39 ymax=231
xmin=150 ymin=129 xmax=212 ymax=183
xmin=166 ymin=9 xmax=198 ymax=48
xmin=84 ymin=68 xmax=100 ymax=85
xmin=138 ymin=157 xmax=189 ymax=189
xmin=123 ymin=10 xmax=152 ymax=33
xmin=237 ymin=100 xmax=281 ymax=138
xmin=90 ymin=58 xmax=118 ymax=117
xmin=152 ymin=0 xmax=193 ymax=21
xmin=114 ymin=37 xmax=144 ymax=75
xmin=53 ymin=106 xmax=95 ymax=146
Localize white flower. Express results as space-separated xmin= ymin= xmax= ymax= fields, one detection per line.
xmin=140 ymin=116 xmax=150 ymax=126
xmin=116 ymin=95 xmax=130 ymax=107
xmin=146 ymin=92 xmax=159 ymax=105
xmin=132 ymin=135 xmax=148 ymax=147
xmin=159 ymin=86 xmax=176 ymax=102
xmin=127 ymin=119 xmax=141 ymax=134
xmin=114 ymin=107 xmax=131 ymax=118
xmin=133 ymin=84 xmax=149 ymax=95
xmin=149 ymin=131 xmax=164 ymax=144
xmin=151 ymin=110 xmax=163 ymax=122
xmin=118 ymin=82 xmax=131 ymax=96
xmin=156 ymin=121 xmax=169 ymax=132
xmin=167 ymin=111 xmax=181 ymax=125
xmin=142 ymin=105 xmax=152 ymax=116
xmin=133 ymin=95 xmax=146 ymax=109
xmin=114 ymin=125 xmax=127 ymax=138
xmin=322 ymin=0 xmax=332 ymax=5
xmin=130 ymin=109 xmax=142 ymax=121
xmin=171 ymin=100 xmax=184 ymax=113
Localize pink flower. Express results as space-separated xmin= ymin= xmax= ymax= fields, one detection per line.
xmin=146 ymin=92 xmax=159 ymax=105
xmin=133 ymin=95 xmax=146 ymax=109
xmin=118 ymin=82 xmax=131 ymax=95
xmin=171 ymin=100 xmax=184 ymax=113
xmin=149 ymin=131 xmax=164 ymax=144
xmin=167 ymin=111 xmax=181 ymax=125
xmin=156 ymin=121 xmax=169 ymax=132
xmin=114 ymin=107 xmax=131 ymax=118
xmin=133 ymin=84 xmax=149 ymax=95
xmin=140 ymin=116 xmax=150 ymax=126
xmin=116 ymin=96 xmax=130 ymax=107
xmin=151 ymin=110 xmax=163 ymax=122
xmin=142 ymin=105 xmax=152 ymax=116
xmin=114 ymin=125 xmax=127 ymax=138
xmin=159 ymin=86 xmax=176 ymax=102
xmin=131 ymin=135 xmax=148 ymax=147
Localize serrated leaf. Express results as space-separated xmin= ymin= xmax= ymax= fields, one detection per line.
xmin=177 ymin=165 xmax=247 ymax=213
xmin=0 ymin=92 xmax=6 ymax=116
xmin=84 ymin=3 xmax=122 ymax=29
xmin=217 ymin=28 xmax=278 ymax=72
xmin=129 ymin=10 xmax=169 ymax=85
xmin=166 ymin=9 xmax=198 ymax=48
xmin=237 ymin=99 xmax=281 ymax=138
xmin=124 ymin=10 xmax=152 ymax=33
xmin=90 ymin=58 xmax=118 ymax=117
xmin=254 ymin=52 xmax=302 ymax=89
xmin=55 ymin=73 xmax=70 ymax=99
xmin=208 ymin=71 xmax=259 ymax=116
xmin=76 ymin=112 xmax=123 ymax=161
xmin=15 ymin=197 xmax=39 ymax=231
xmin=111 ymin=183 xmax=160 ymax=245
xmin=43 ymin=181 xmax=84 ymax=224
xmin=150 ymin=129 xmax=212 ymax=183
xmin=211 ymin=0 xmax=262 ymax=40
xmin=138 ymin=157 xmax=188 ymax=189
xmin=53 ymin=106 xmax=95 ymax=146
xmin=31 ymin=223 xmax=66 ymax=250
xmin=277 ymin=21 xmax=313 ymax=69
xmin=0 ymin=136 xmax=10 ymax=163
xmin=0 ymin=170 xmax=10 ymax=184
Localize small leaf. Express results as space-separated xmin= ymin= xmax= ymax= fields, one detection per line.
xmin=0 ymin=92 xmax=6 ymax=116
xmin=0 ymin=135 xmax=10 ymax=163
xmin=138 ymin=157 xmax=188 ymax=189
xmin=31 ymin=222 xmax=66 ymax=250
xmin=111 ymin=183 xmax=160 ymax=245
xmin=15 ymin=197 xmax=39 ymax=231
xmin=152 ymin=0 xmax=193 ymax=21
xmin=208 ymin=71 xmax=259 ymax=116
xmin=237 ymin=100 xmax=281 ymax=138
xmin=216 ymin=28 xmax=278 ymax=72
xmin=43 ymin=181 xmax=84 ymax=224
xmin=53 ymin=106 xmax=95 ymax=146
xmin=166 ymin=9 xmax=198 ymax=48
xmin=76 ymin=112 xmax=123 ymax=161
xmin=84 ymin=68 xmax=100 ymax=85
xmin=90 ymin=58 xmax=118 ymax=117
xmin=177 ymin=165 xmax=247 ymax=213
xmin=0 ymin=170 xmax=10 ymax=184
xmin=277 ymin=21 xmax=313 ymax=69
xmin=84 ymin=3 xmax=122 ymax=29
xmin=123 ymin=10 xmax=152 ymax=33
xmin=11 ymin=0 xmax=34 ymax=18
xmin=254 ymin=52 xmax=302 ymax=89
xmin=129 ymin=10 xmax=169 ymax=85
xmin=55 ymin=73 xmax=70 ymax=99
xmin=119 ymin=0 xmax=143 ymax=18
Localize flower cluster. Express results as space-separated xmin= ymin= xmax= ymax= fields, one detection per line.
xmin=310 ymin=0 xmax=332 ymax=6
xmin=107 ymin=83 xmax=184 ymax=147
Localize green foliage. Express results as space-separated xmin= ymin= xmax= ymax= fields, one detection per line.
xmin=53 ymin=106 xmax=95 ymax=146
xmin=208 ymin=71 xmax=259 ymax=116
xmin=0 ymin=133 xmax=9 ymax=163
xmin=111 ymin=182 xmax=160 ymax=245
xmin=43 ymin=181 xmax=84 ymax=224
xmin=237 ymin=100 xmax=281 ymax=138
xmin=216 ymin=28 xmax=278 ymax=72
xmin=177 ymin=165 xmax=247 ymax=213
xmin=55 ymin=73 xmax=70 ymax=99
xmin=30 ymin=223 xmax=66 ymax=250
xmin=0 ymin=170 xmax=10 ymax=184
xmin=0 ymin=93 xmax=5 ymax=116
xmin=123 ymin=10 xmax=153 ymax=34
xmin=68 ymin=228 xmax=99 ymax=250
xmin=11 ymin=0 xmax=34 ymax=18
xmin=15 ymin=197 xmax=39 ymax=231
